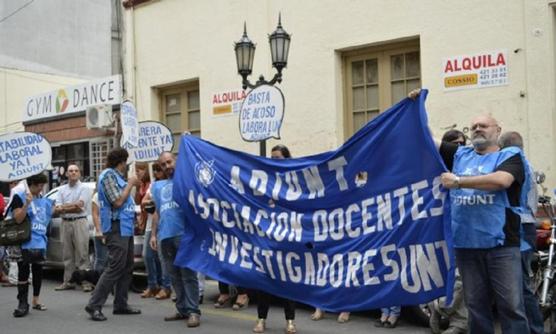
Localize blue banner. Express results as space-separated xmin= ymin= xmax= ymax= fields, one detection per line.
xmin=173 ymin=90 xmax=455 ymax=312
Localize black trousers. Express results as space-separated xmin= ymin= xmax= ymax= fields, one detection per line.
xmin=17 ymin=249 xmax=44 ymax=297
xmin=257 ymin=290 xmax=295 ymax=320
xmin=87 ymin=220 xmax=134 ymax=311
xmin=218 ymin=281 xmax=247 ymax=295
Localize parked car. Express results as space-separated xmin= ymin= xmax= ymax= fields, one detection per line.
xmin=44 ymin=182 xmax=145 ymax=276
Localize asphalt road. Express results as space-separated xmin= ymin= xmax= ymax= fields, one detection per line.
xmin=0 ymin=270 xmax=432 ymax=334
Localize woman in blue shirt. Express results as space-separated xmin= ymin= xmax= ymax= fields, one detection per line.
xmin=10 ymin=173 xmax=53 ymax=318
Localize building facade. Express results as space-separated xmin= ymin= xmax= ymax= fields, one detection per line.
xmin=123 ymin=0 xmax=555 ymax=189
xmin=0 ymin=0 xmax=123 ymax=188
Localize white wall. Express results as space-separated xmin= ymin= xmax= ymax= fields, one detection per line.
xmin=0 ymin=68 xmax=85 ymax=133
xmin=124 ymin=0 xmax=556 ymax=189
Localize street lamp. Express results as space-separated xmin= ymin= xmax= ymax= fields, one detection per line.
xmin=235 ymin=14 xmax=291 ymax=90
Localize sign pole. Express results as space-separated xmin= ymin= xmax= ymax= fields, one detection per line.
xmin=260 ymin=140 xmax=266 ymax=157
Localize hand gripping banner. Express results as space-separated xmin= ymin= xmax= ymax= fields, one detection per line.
xmin=173 ymin=90 xmax=455 ymax=311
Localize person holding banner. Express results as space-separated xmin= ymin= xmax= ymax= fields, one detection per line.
xmin=437 ymin=116 xmax=531 ymax=333
xmin=85 ymin=148 xmax=141 ymax=322
xmin=253 ymin=144 xmax=297 ymax=334
xmin=8 ymin=173 xmax=52 ymax=317
xmin=149 ymin=151 xmax=200 ymax=327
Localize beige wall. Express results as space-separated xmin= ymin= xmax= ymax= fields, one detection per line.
xmin=124 ymin=0 xmax=556 ymax=190
xmin=0 ymin=68 xmax=85 ymax=133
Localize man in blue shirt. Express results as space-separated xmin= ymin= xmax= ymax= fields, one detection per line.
xmin=150 ymin=151 xmax=200 ymax=327
xmin=85 ymin=148 xmax=140 ymax=321
xmin=439 ymin=115 xmax=530 ymax=334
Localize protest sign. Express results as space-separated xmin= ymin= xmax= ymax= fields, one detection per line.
xmin=127 ymin=121 xmax=174 ymax=163
xmin=173 ymin=90 xmax=455 ymax=311
xmin=239 ymin=84 xmax=284 ymax=141
xmin=0 ymin=132 xmax=52 ymax=182
xmin=120 ymin=100 xmax=139 ymax=149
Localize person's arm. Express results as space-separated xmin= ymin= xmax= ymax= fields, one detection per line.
xmin=149 ymin=211 xmax=159 ymax=251
xmin=12 ymin=193 xmax=31 ymax=223
xmin=60 ymin=186 xmax=87 ymax=214
xmin=102 ymin=172 xmax=139 ymax=208
xmin=441 ymin=171 xmax=515 ymax=191
xmin=92 ymin=201 xmax=102 ymax=236
xmin=441 ymin=154 xmax=524 ymax=191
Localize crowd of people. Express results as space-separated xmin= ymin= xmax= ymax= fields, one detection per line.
xmin=0 ymin=90 xmax=550 ymax=334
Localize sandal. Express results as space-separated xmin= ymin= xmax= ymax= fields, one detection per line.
xmin=232 ymin=295 xmax=249 ymax=310
xmin=32 ymin=304 xmax=47 ymax=311
xmin=214 ymin=295 xmax=231 ymax=308
xmin=337 ymin=312 xmax=350 ymax=323
xmin=311 ymin=309 xmax=324 ymax=321
xmin=384 ymin=316 xmax=399 ymax=328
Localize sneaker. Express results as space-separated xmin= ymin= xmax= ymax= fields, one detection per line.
xmin=187 ymin=313 xmax=200 ymax=328
xmin=155 ymin=288 xmax=171 ymax=300
xmin=252 ymin=319 xmax=265 ymax=333
xmin=55 ymin=283 xmax=75 ymax=291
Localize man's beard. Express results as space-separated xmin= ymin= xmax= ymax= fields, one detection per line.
xmin=471 ymin=136 xmax=490 ymax=150
xmin=165 ymin=168 xmax=174 ymax=178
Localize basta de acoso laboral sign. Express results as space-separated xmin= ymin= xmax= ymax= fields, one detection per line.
xmin=23 ymin=75 xmax=122 ymax=122
xmin=239 ymin=84 xmax=284 ymax=142
xmin=0 ymin=132 xmax=52 ymax=182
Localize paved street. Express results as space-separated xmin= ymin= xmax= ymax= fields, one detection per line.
xmin=0 ymin=270 xmax=431 ymax=334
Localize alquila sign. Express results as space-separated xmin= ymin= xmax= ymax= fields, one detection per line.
xmin=23 ymin=75 xmax=122 ymax=122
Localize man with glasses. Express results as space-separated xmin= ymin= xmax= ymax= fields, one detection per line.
xmin=439 ymin=116 xmax=530 ymax=334
xmin=409 ymin=90 xmax=530 ymax=334
xmin=54 ymin=164 xmax=93 ymax=292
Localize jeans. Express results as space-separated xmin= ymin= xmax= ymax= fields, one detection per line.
xmin=93 ymin=237 xmax=108 ymax=273
xmin=521 ymin=224 xmax=544 ymax=334
xmin=456 ymin=247 xmax=529 ymax=334
xmin=160 ymin=235 xmax=199 ymax=316
xmin=143 ymin=230 xmax=170 ymax=290
xmin=380 ymin=306 xmax=401 ymax=317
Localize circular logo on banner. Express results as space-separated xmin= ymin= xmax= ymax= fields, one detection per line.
xmin=239 ymin=84 xmax=285 ymax=142
xmin=195 ymin=160 xmax=215 ymax=188
xmin=161 ymin=183 xmax=173 ymax=202
xmin=56 ymin=89 xmax=69 ymax=113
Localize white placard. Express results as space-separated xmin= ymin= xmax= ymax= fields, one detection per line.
xmin=24 ymin=75 xmax=122 ymax=122
xmin=442 ymin=50 xmax=508 ymax=91
xmin=120 ymin=100 xmax=139 ymax=149
xmin=0 ymin=132 xmax=52 ymax=181
xmin=127 ymin=121 xmax=174 ymax=163
xmin=239 ymin=85 xmax=285 ymax=142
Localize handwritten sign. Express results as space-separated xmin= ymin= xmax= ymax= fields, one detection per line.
xmin=127 ymin=121 xmax=174 ymax=163
xmin=442 ymin=50 xmax=508 ymax=91
xmin=239 ymin=85 xmax=284 ymax=142
xmin=120 ymin=100 xmax=139 ymax=149
xmin=0 ymin=132 xmax=52 ymax=181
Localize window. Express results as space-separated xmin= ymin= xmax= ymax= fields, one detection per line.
xmin=90 ymin=138 xmax=115 ymax=180
xmin=50 ymin=142 xmax=90 ymax=188
xmin=344 ymin=41 xmax=420 ymax=137
xmin=160 ymin=82 xmax=200 ymax=152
